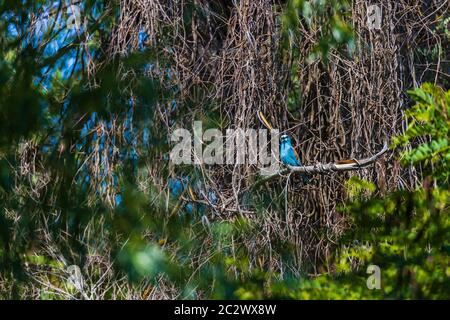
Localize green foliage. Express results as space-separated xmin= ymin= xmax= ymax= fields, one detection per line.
xmin=322 ymin=84 xmax=450 ymax=299
xmin=393 ymin=83 xmax=450 ymax=182
xmin=221 ymin=84 xmax=450 ymax=299
xmin=282 ymin=0 xmax=354 ymax=63
xmin=0 ymin=1 xmax=448 ymax=301
xmin=336 ymin=187 xmax=450 ymax=299
xmin=345 ymin=176 xmax=376 ymax=200
xmin=282 ymin=0 xmax=354 ymax=115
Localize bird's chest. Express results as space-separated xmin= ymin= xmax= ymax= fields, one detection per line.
xmin=280 ymin=144 xmax=301 ymax=166
xmin=280 ymin=145 xmax=290 ymax=158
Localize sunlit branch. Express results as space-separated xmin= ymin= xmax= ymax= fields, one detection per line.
xmin=254 ymin=142 xmax=388 ymax=187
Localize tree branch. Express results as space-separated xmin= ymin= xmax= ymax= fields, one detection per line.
xmin=254 ymin=142 xmax=389 ymax=187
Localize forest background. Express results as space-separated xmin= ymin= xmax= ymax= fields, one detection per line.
xmin=0 ymin=0 xmax=449 ymax=299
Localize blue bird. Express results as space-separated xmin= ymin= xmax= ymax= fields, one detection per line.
xmin=280 ymin=134 xmax=309 ymax=183
xmin=257 ymin=111 xmax=309 ymax=183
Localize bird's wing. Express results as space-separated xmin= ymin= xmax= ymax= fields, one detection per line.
xmin=292 ymin=148 xmax=302 ymax=166
xmin=282 ymin=148 xmax=300 ymax=166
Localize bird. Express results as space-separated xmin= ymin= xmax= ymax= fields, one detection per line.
xmin=257 ymin=111 xmax=371 ymax=179
xmin=280 ymin=134 xmax=302 ymax=166
xmin=258 ymin=111 xmax=309 ymax=183
xmin=280 ymin=134 xmax=309 ymax=183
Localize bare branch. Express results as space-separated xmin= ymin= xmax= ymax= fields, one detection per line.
xmin=254 ymin=142 xmax=388 ymax=187
xmin=287 ymin=142 xmax=389 ymax=173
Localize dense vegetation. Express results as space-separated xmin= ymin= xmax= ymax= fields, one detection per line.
xmin=0 ymin=0 xmax=449 ymax=299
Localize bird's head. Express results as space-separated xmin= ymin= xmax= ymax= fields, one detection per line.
xmin=280 ymin=134 xmax=291 ymax=144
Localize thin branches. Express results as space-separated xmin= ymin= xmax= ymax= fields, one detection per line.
xmin=254 ymin=142 xmax=388 ymax=188
xmin=102 ymin=0 xmax=449 ymax=277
